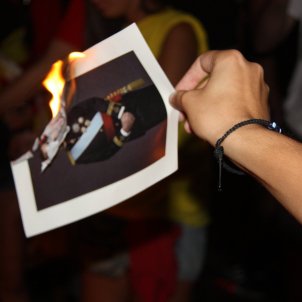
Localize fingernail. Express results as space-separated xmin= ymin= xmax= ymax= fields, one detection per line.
xmin=169 ymin=91 xmax=176 ymax=104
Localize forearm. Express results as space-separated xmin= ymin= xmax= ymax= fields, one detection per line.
xmin=0 ymin=39 xmax=76 ymax=115
xmin=170 ymin=50 xmax=302 ymax=221
xmin=158 ymin=23 xmax=199 ymax=86
xmin=0 ymin=61 xmax=50 ymax=114
xmin=223 ymin=125 xmax=302 ymax=222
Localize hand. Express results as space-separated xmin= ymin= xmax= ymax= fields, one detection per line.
xmin=170 ymin=50 xmax=270 ymax=146
xmin=121 ymin=112 xmax=135 ymax=133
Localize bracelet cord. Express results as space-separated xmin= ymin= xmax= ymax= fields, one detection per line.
xmin=214 ymin=118 xmax=282 ymax=191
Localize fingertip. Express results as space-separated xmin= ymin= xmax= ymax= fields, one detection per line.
xmin=184 ymin=121 xmax=192 ymax=134
xmin=178 ymin=111 xmax=185 ymax=122
xmin=170 ymin=93 xmax=185 ymax=122
xmin=169 ymin=91 xmax=177 ymax=106
xmin=169 ymin=90 xmax=185 ymax=111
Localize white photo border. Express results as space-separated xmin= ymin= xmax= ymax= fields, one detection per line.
xmin=11 ymin=23 xmax=179 ymax=237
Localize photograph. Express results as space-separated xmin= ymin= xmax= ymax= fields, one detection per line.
xmin=11 ymin=24 xmax=178 ymax=237
xmin=31 ymin=50 xmax=168 ymax=210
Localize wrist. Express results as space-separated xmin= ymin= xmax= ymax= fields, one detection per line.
xmin=206 ymin=117 xmax=262 ymax=146
xmin=214 ymin=119 xmax=282 ymax=190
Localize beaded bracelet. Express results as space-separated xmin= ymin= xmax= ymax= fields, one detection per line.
xmin=214 ymin=119 xmax=282 ymax=191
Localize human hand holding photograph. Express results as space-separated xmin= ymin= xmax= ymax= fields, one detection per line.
xmin=10 ymin=24 xmax=178 ymax=237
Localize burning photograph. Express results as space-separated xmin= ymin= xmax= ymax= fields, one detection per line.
xmin=30 ymin=50 xmax=167 ymax=210
xmin=10 ymin=24 xmax=177 ymax=237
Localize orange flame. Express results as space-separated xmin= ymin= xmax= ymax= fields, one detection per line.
xmin=43 ymin=52 xmax=85 ymax=118
xmin=43 ymin=60 xmax=64 ymax=118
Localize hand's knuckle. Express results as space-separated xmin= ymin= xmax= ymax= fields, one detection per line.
xmin=225 ymin=49 xmax=246 ymax=63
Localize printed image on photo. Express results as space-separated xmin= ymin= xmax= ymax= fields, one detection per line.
xmin=29 ymin=51 xmax=167 ymax=210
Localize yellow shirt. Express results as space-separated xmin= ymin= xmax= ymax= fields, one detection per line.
xmin=137 ymin=8 xmax=210 ymax=227
xmin=137 ymin=7 xmax=208 ymax=58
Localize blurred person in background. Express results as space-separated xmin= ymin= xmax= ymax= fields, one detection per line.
xmin=0 ymin=0 xmax=87 ymax=301
xmin=85 ymin=0 xmax=211 ymax=301
xmin=250 ymin=0 xmax=302 ymax=140
xmin=248 ymin=1 xmax=302 ymax=300
xmin=0 ymin=0 xmax=211 ymax=301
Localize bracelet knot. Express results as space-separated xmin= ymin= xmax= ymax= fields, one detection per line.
xmin=214 ymin=119 xmax=282 ymax=191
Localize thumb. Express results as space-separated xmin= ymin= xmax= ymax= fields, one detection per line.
xmin=169 ymin=90 xmax=187 ymax=114
xmin=169 ymin=90 xmax=193 ymax=133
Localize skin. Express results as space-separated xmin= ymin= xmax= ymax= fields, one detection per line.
xmin=0 ymin=39 xmax=76 ymax=116
xmin=158 ymin=22 xmax=198 ymax=86
xmin=121 ymin=111 xmax=135 ymax=133
xmin=90 ymin=0 xmax=198 ymax=85
xmin=89 ymin=0 xmax=146 ymax=21
xmin=170 ymin=49 xmax=302 ymax=224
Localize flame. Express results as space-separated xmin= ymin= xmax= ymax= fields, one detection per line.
xmin=68 ymin=52 xmax=85 ymax=60
xmin=43 ymin=60 xmax=64 ymax=118
xmin=43 ymin=52 xmax=85 ymax=118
